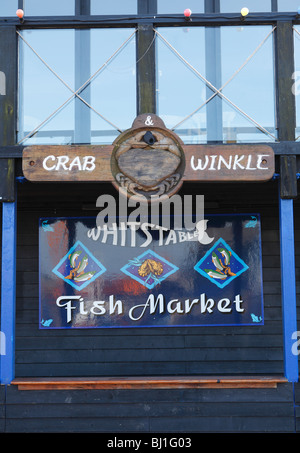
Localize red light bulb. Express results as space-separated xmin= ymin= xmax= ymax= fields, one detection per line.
xmin=16 ymin=9 xmax=24 ymax=19
xmin=184 ymin=8 xmax=192 ymax=18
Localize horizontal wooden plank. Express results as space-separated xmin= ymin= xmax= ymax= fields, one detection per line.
xmin=14 ymin=320 xmax=282 ymax=335
xmin=6 ymin=400 xmax=294 ymax=419
xmin=12 ymin=376 xmax=288 ymax=390
xmin=14 ymin=333 xmax=282 ymax=350
xmin=4 ymin=414 xmax=148 ymax=433
xmin=14 ymin=347 xmax=283 ymax=363
xmin=150 ymin=414 xmax=294 ymax=433
xmin=22 ymin=144 xmax=275 ymax=183
xmin=13 ymin=361 xmax=285 ymax=379
xmin=6 ymin=382 xmax=293 ymax=404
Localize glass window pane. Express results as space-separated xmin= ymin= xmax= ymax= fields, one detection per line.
xmin=25 ymin=0 xmax=74 ymax=15
xmin=91 ymin=0 xmax=137 ymax=15
xmin=220 ymin=0 xmax=271 ymax=12
xmin=156 ymin=28 xmax=207 ymax=143
xmin=19 ymin=30 xmax=75 ymax=145
xmin=156 ymin=26 xmax=275 ymax=144
xmin=19 ymin=29 xmax=136 ymax=145
xmin=0 ymin=0 xmax=18 ymax=16
xmin=90 ymin=29 xmax=137 ymax=142
xmin=157 ymin=0 xmax=204 ymax=14
xmin=278 ymin=0 xmax=299 ymax=11
xmin=220 ymin=26 xmax=275 ymax=143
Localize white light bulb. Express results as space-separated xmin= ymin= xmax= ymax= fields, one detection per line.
xmin=241 ymin=7 xmax=249 ymax=17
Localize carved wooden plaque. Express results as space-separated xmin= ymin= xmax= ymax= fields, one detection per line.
xmin=110 ymin=114 xmax=185 ymax=198
xmin=22 ymin=114 xmax=275 ymax=195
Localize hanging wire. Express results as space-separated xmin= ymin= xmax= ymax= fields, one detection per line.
xmin=17 ymin=29 xmax=137 ymax=144
xmin=136 ymin=30 xmax=156 ymax=65
xmin=155 ymin=28 xmax=278 ymax=141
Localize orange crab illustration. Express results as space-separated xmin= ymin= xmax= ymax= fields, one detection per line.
xmin=138 ymin=259 xmax=164 ymax=278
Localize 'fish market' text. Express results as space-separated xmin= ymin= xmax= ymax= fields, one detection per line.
xmin=55 ymin=293 xmax=244 ymax=323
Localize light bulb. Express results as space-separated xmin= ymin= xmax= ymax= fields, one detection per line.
xmin=16 ymin=9 xmax=24 ymax=19
xmin=241 ymin=7 xmax=249 ymax=17
xmin=184 ymin=8 xmax=192 ymax=18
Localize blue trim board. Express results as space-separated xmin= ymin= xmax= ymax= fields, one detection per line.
xmin=279 ymin=197 xmax=299 ymax=382
xmin=0 ymin=201 xmax=17 ymax=384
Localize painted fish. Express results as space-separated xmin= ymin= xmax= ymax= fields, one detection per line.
xmin=212 ymin=252 xmax=225 ymax=271
xmin=251 ymin=313 xmax=262 ymax=323
xmin=73 ymin=271 xmax=96 ymax=282
xmin=69 ymin=250 xmax=82 ymax=268
xmin=245 ymin=216 xmax=257 ymax=228
xmin=204 ymin=269 xmax=227 ymax=280
xmin=42 ymin=220 xmax=54 ymax=232
xmin=76 ymin=255 xmax=88 ymax=275
xmin=217 ymin=248 xmax=231 ymax=265
xmin=41 ymin=318 xmax=53 ymax=327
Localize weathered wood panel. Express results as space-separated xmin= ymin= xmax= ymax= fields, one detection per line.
xmin=275 ymin=22 xmax=298 ymax=198
xmin=12 ymin=376 xmax=287 ymax=390
xmin=22 ymin=144 xmax=275 ymax=183
xmin=0 ymin=27 xmax=17 ymax=201
xmin=2 ymin=383 xmax=296 ymax=433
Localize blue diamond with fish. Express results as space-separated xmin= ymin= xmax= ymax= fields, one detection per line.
xmin=194 ymin=238 xmax=249 ymax=288
xmin=121 ymin=250 xmax=179 ymax=290
xmin=52 ymin=240 xmax=106 ymax=290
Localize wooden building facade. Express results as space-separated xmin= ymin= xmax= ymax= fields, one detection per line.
xmin=1 ymin=0 xmax=300 ymax=433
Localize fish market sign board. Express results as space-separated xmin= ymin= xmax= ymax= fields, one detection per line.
xmin=39 ymin=214 xmax=264 ymax=329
